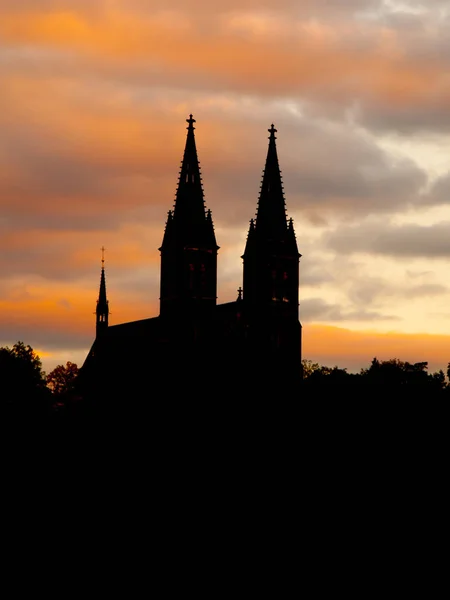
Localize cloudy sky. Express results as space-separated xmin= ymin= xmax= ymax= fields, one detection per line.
xmin=1 ymin=0 xmax=449 ymax=375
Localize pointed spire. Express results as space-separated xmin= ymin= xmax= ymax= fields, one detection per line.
xmin=159 ymin=115 xmax=218 ymax=317
xmin=255 ymin=124 xmax=288 ymax=236
xmin=242 ymin=217 xmax=256 ymax=259
xmin=173 ymin=114 xmax=206 ymax=226
xmin=242 ymin=124 xmax=300 ymax=312
xmin=247 ymin=218 xmax=255 ymax=239
xmin=159 ymin=210 xmax=174 ymax=251
xmin=96 ymin=247 xmax=109 ymax=336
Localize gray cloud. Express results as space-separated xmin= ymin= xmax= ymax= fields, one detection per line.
xmin=347 ymin=277 xmax=448 ymax=307
xmin=408 ymin=283 xmax=448 ymax=296
xmin=279 ymin=117 xmax=427 ymax=218
xmin=207 ymin=115 xmax=428 ymax=225
xmin=0 ymin=320 xmax=91 ymax=352
xmin=406 ymin=269 xmax=434 ymax=279
xmin=427 ymin=172 xmax=450 ymax=206
xmin=357 ymin=99 xmax=450 ymax=136
xmin=300 ymin=297 xmax=399 ymax=322
xmin=300 ymin=273 xmax=448 ymax=325
xmin=300 ymin=260 xmax=336 ymax=287
xmin=324 ymin=220 xmax=450 ymax=258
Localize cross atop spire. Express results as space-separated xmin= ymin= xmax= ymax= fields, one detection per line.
xmin=101 ymin=246 xmax=105 ymax=268
xmin=187 ymin=114 xmax=196 ymax=129
xmin=269 ymin=124 xmax=277 ymax=138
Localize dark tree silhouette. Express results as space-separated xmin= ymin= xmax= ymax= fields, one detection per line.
xmin=301 ymin=356 xmax=449 ymax=400
xmin=0 ymin=341 xmax=51 ymax=418
xmin=361 ymin=357 xmax=445 ymax=397
xmin=46 ymin=361 xmax=81 ymax=414
xmin=47 ymin=361 xmax=79 ymax=397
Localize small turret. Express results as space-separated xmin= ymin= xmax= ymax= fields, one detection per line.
xmin=96 ymin=246 xmax=109 ymax=337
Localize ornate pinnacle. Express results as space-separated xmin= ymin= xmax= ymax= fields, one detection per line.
xmin=187 ymin=114 xmax=196 ymax=129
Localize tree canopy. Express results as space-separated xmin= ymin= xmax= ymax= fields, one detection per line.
xmin=0 ymin=341 xmax=51 ymax=418
xmin=302 ymin=357 xmax=449 ymax=399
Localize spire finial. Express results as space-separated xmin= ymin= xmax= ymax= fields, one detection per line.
xmin=101 ymin=246 xmax=105 ymax=268
xmin=269 ymin=124 xmax=277 ymax=138
xmin=237 ymin=286 xmax=243 ymax=301
xmin=187 ymin=114 xmax=196 ymax=130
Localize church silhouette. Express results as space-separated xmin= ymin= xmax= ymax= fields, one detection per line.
xmin=80 ymin=115 xmax=302 ymax=402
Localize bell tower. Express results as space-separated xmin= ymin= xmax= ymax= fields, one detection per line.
xmin=159 ymin=115 xmax=219 ymax=319
xmin=242 ymin=124 xmax=302 ymax=381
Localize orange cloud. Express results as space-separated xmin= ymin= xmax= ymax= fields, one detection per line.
xmin=1 ymin=7 xmax=447 ymax=109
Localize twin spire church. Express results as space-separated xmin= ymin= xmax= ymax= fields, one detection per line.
xmin=80 ymin=115 xmax=302 ymax=399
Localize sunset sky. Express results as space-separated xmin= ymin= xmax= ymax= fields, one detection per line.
xmin=1 ymin=0 xmax=449 ymax=375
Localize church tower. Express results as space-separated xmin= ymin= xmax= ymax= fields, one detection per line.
xmin=242 ymin=124 xmax=302 ymax=379
xmin=96 ymin=247 xmax=109 ymax=337
xmin=159 ymin=115 xmax=218 ymax=319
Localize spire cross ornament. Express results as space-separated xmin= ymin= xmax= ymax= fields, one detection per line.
xmin=269 ymin=124 xmax=277 ymax=138
xmin=237 ymin=287 xmax=243 ymax=301
xmin=187 ymin=114 xmax=196 ymax=129
xmin=101 ymin=246 xmax=105 ymax=268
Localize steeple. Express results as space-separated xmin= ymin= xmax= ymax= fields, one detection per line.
xmin=255 ymin=124 xmax=288 ymax=237
xmin=96 ymin=247 xmax=109 ymax=336
xmin=241 ymin=123 xmax=302 ymax=380
xmin=242 ymin=124 xmax=300 ymax=311
xmin=159 ymin=115 xmax=218 ymax=318
xmin=172 ymin=114 xmax=207 ymax=233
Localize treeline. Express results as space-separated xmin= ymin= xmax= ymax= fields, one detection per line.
xmin=302 ymin=358 xmax=450 ymax=399
xmin=0 ymin=341 xmax=80 ymax=419
xmin=0 ymin=341 xmax=449 ymax=421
